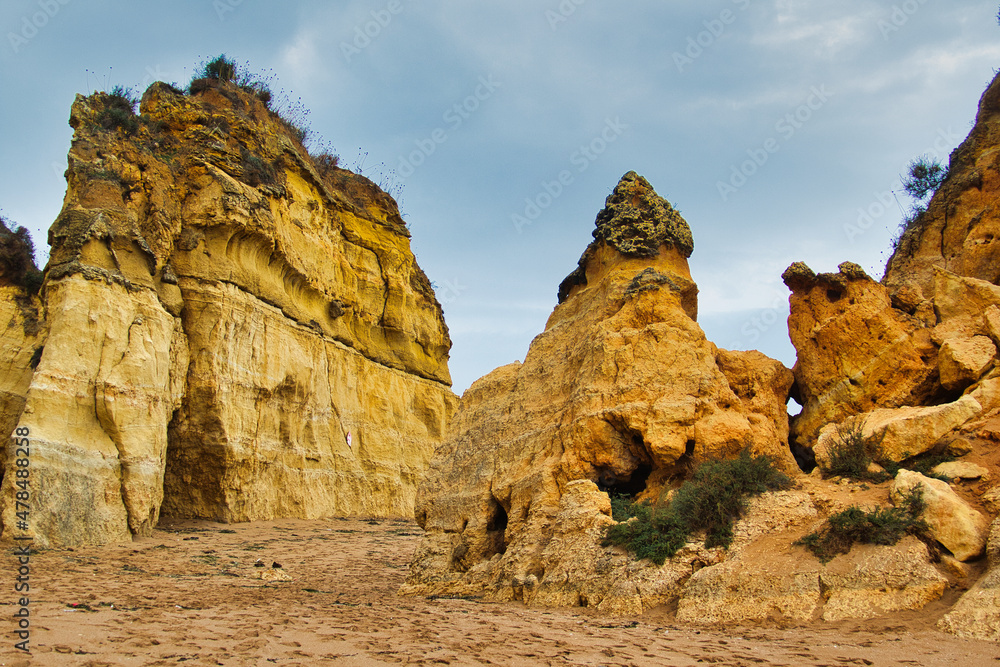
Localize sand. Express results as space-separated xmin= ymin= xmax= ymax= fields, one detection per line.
xmin=1 ymin=517 xmax=998 ymax=666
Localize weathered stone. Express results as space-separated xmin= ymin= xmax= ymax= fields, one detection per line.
xmin=676 ymin=558 xmax=822 ymax=624
xmin=884 ymin=70 xmax=1000 ymax=298
xmin=405 ymin=173 xmax=798 ymax=606
xmin=982 ymin=486 xmax=1000 ymax=514
xmin=939 ymin=517 xmax=1000 ymax=642
xmin=814 ymin=396 xmax=982 ymax=465
xmin=984 ymin=305 xmax=1000 ymax=346
xmin=0 ymin=286 xmax=42 ymax=493
xmin=939 ymin=336 xmax=996 ymax=391
xmin=819 ymin=537 xmax=947 ymax=621
xmin=714 ymin=349 xmax=795 ymax=466
xmin=891 ymin=470 xmax=990 ymax=561
xmin=0 ymin=82 xmax=456 ymax=547
xmin=784 ymin=261 xmax=939 ymax=448
xmin=931 ymin=461 xmax=991 ymax=483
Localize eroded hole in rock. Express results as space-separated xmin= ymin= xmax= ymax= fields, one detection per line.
xmin=596 ymin=463 xmax=653 ymax=498
xmin=484 ymin=497 xmax=508 ymax=557
xmin=789 ymin=431 xmax=816 ymax=473
xmin=826 ymin=288 xmax=843 ymax=302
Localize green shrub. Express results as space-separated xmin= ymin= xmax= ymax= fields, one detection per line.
xmin=95 ymin=85 xmax=140 ymax=135
xmin=795 ymin=489 xmax=927 ymax=563
xmin=903 ymin=156 xmax=947 ymax=201
xmin=822 ymin=420 xmax=889 ymax=482
xmin=0 ymin=217 xmax=43 ymax=295
xmin=603 ymin=450 xmax=792 ymax=564
xmin=820 ymin=420 xmax=955 ymax=483
xmin=203 ymin=54 xmax=237 ymax=82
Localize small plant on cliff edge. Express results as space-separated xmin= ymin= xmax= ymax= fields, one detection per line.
xmin=95 ymin=85 xmax=140 ymax=135
xmin=602 ymin=450 xmax=792 ymax=565
xmin=795 ymin=488 xmax=928 ymax=563
xmin=892 ymin=155 xmax=949 ymax=248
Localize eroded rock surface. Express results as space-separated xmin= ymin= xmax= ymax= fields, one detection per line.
xmin=0 ymin=81 xmax=456 ymax=546
xmin=403 ymin=172 xmax=798 ymax=612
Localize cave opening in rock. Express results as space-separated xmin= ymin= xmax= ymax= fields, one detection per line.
xmin=595 ymin=462 xmax=653 ymax=498
xmin=789 ymin=431 xmax=816 ymax=473
xmin=484 ymin=497 xmax=509 ymax=557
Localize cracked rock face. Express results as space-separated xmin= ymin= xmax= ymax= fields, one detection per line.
xmin=402 ymin=172 xmax=796 ymax=611
xmin=0 ymin=82 xmax=456 ymax=547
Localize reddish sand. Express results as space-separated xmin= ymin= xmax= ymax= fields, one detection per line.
xmin=1 ymin=517 xmax=998 ymax=666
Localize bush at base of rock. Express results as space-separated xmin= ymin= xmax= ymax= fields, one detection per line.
xmin=602 ymin=450 xmax=791 ymax=564
xmin=795 ymin=489 xmax=928 ymax=563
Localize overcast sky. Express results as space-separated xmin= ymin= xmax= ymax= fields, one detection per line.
xmin=1 ymin=1 xmax=998 ymax=393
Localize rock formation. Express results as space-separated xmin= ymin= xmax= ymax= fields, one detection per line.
xmin=405 ymin=67 xmax=1000 ymax=634
xmin=0 ymin=80 xmax=456 ymax=547
xmin=403 ymin=172 xmax=800 ymax=610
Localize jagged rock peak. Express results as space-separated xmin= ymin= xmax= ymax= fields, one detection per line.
xmin=558 ymin=171 xmax=692 ymax=303
xmin=594 ymin=171 xmax=693 ymax=259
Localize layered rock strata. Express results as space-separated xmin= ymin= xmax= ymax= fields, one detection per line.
xmin=0 ymin=81 xmax=456 ymax=547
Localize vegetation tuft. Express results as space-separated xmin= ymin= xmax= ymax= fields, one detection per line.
xmin=892 ymin=155 xmax=949 ymax=249
xmin=795 ymin=489 xmax=928 ymax=563
xmin=603 ymin=450 xmax=792 ymax=565
xmin=96 ymin=85 xmax=140 ymax=135
xmin=0 ymin=217 xmax=43 ymax=295
xmin=820 ymin=420 xmax=954 ymax=483
xmin=239 ymin=147 xmax=278 ymax=188
xmin=823 ymin=421 xmax=889 ymax=482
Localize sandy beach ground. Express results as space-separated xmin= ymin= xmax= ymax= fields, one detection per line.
xmin=1 ymin=517 xmax=998 ymax=666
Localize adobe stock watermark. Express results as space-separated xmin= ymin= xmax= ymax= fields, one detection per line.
xmin=511 ymin=117 xmax=628 ymax=234
xmin=341 ymin=0 xmax=415 ymax=63
xmin=726 ymin=293 xmax=787 ymax=349
xmin=843 ymin=126 xmax=960 ymax=243
xmin=674 ymin=0 xmax=753 ymax=73
xmin=7 ymin=0 xmax=72 ymax=55
xmin=213 ymin=0 xmax=243 ymax=22
xmin=435 ymin=278 xmax=467 ymax=306
xmin=877 ymin=0 xmax=931 ymax=41
xmin=717 ymin=85 xmax=833 ymax=202
xmin=546 ymin=0 xmax=587 ymax=31
xmin=396 ymin=75 xmax=502 ymax=180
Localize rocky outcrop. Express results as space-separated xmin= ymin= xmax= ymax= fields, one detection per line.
xmin=0 ymin=81 xmax=456 ymax=546
xmin=783 ymin=262 xmax=940 ymax=448
xmin=884 ymin=71 xmax=1000 ymax=298
xmin=939 ymin=516 xmax=1000 ymax=641
xmin=403 ymin=172 xmax=799 ymax=611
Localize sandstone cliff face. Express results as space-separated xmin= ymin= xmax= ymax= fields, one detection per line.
xmin=403 ymin=173 xmax=798 ymax=610
xmin=0 ymin=287 xmax=42 ymax=482
xmin=884 ymin=71 xmax=1000 ymax=298
xmin=0 ymin=81 xmax=456 ymax=546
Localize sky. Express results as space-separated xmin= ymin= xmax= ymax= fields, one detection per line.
xmin=1 ymin=1 xmax=998 ymax=394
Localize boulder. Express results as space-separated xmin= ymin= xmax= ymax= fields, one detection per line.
xmin=818 ymin=537 xmax=947 ymax=621
xmin=931 ymin=461 xmax=991 ymax=483
xmin=891 ymin=470 xmax=990 ymax=561
xmin=938 ymin=336 xmax=996 ymax=391
xmin=814 ymin=395 xmax=982 ymax=465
